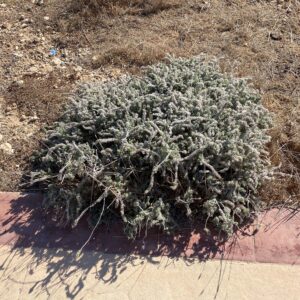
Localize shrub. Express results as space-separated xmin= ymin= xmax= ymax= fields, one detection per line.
xmin=30 ymin=56 xmax=271 ymax=238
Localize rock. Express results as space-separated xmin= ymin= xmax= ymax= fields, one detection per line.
xmin=270 ymin=32 xmax=282 ymax=41
xmin=0 ymin=143 xmax=14 ymax=155
xmin=32 ymin=0 xmax=44 ymax=5
xmin=20 ymin=18 xmax=33 ymax=29
xmin=0 ymin=3 xmax=7 ymax=8
xmin=74 ymin=66 xmax=83 ymax=72
xmin=16 ymin=80 xmax=24 ymax=86
xmin=0 ymin=134 xmax=3 ymax=142
xmin=28 ymin=66 xmax=39 ymax=74
xmin=28 ymin=115 xmax=39 ymax=123
xmin=23 ymin=18 xmax=33 ymax=24
xmin=43 ymin=16 xmax=50 ymax=21
xmin=13 ymin=52 xmax=23 ymax=58
xmin=286 ymin=7 xmax=292 ymax=14
xmin=92 ymin=55 xmax=98 ymax=62
xmin=52 ymin=57 xmax=63 ymax=66
xmin=20 ymin=114 xmax=27 ymax=121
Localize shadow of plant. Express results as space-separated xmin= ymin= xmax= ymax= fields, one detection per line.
xmin=0 ymin=193 xmax=250 ymax=298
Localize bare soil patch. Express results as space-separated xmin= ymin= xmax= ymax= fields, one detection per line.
xmin=0 ymin=0 xmax=299 ymax=204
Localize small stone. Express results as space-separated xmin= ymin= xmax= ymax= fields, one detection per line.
xmin=16 ymin=80 xmax=24 ymax=86
xmin=0 ymin=143 xmax=14 ymax=155
xmin=13 ymin=52 xmax=23 ymax=58
xmin=28 ymin=114 xmax=39 ymax=123
xmin=0 ymin=3 xmax=7 ymax=8
xmin=74 ymin=66 xmax=83 ymax=72
xmin=28 ymin=66 xmax=39 ymax=74
xmin=32 ymin=0 xmax=44 ymax=5
xmin=43 ymin=16 xmax=50 ymax=21
xmin=0 ymin=134 xmax=3 ymax=142
xmin=20 ymin=114 xmax=27 ymax=121
xmin=92 ymin=55 xmax=98 ymax=62
xmin=270 ymin=32 xmax=282 ymax=41
xmin=52 ymin=57 xmax=62 ymax=66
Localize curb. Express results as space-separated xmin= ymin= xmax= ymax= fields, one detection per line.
xmin=0 ymin=192 xmax=299 ymax=265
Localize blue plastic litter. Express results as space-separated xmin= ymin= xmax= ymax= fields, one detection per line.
xmin=49 ymin=49 xmax=57 ymax=56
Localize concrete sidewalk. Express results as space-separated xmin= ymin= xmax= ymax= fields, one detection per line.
xmin=0 ymin=245 xmax=300 ymax=300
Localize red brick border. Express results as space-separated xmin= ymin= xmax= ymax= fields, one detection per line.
xmin=0 ymin=192 xmax=299 ymax=264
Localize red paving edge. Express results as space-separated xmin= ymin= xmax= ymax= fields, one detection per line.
xmin=0 ymin=192 xmax=299 ymax=265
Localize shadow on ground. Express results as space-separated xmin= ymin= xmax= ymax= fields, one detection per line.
xmin=2 ymin=193 xmax=296 ymax=298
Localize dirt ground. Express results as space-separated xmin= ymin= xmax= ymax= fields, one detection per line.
xmin=0 ymin=0 xmax=299 ymax=203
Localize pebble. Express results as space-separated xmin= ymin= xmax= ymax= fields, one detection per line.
xmin=74 ymin=66 xmax=83 ymax=72
xmin=16 ymin=80 xmax=24 ymax=86
xmin=270 ymin=32 xmax=282 ymax=41
xmin=28 ymin=66 xmax=39 ymax=74
xmin=22 ymin=18 xmax=33 ymax=24
xmin=92 ymin=55 xmax=98 ymax=62
xmin=0 ymin=143 xmax=14 ymax=155
xmin=0 ymin=134 xmax=3 ymax=142
xmin=13 ymin=52 xmax=23 ymax=58
xmin=20 ymin=114 xmax=27 ymax=121
xmin=28 ymin=115 xmax=39 ymax=123
xmin=32 ymin=0 xmax=44 ymax=5
xmin=52 ymin=57 xmax=63 ymax=66
xmin=43 ymin=16 xmax=50 ymax=21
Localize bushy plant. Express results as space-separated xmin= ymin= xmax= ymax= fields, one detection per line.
xmin=30 ymin=56 xmax=271 ymax=238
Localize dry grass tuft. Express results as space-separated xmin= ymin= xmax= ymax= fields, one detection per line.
xmin=91 ymin=43 xmax=167 ymax=69
xmin=70 ymin=0 xmax=180 ymax=16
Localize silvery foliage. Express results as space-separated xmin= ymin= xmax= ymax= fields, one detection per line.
xmin=30 ymin=56 xmax=271 ymax=238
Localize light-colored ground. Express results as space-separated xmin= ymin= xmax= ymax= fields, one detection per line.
xmin=0 ymin=245 xmax=299 ymax=300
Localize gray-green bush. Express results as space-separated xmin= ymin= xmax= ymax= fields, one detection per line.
xmin=30 ymin=56 xmax=271 ymax=238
